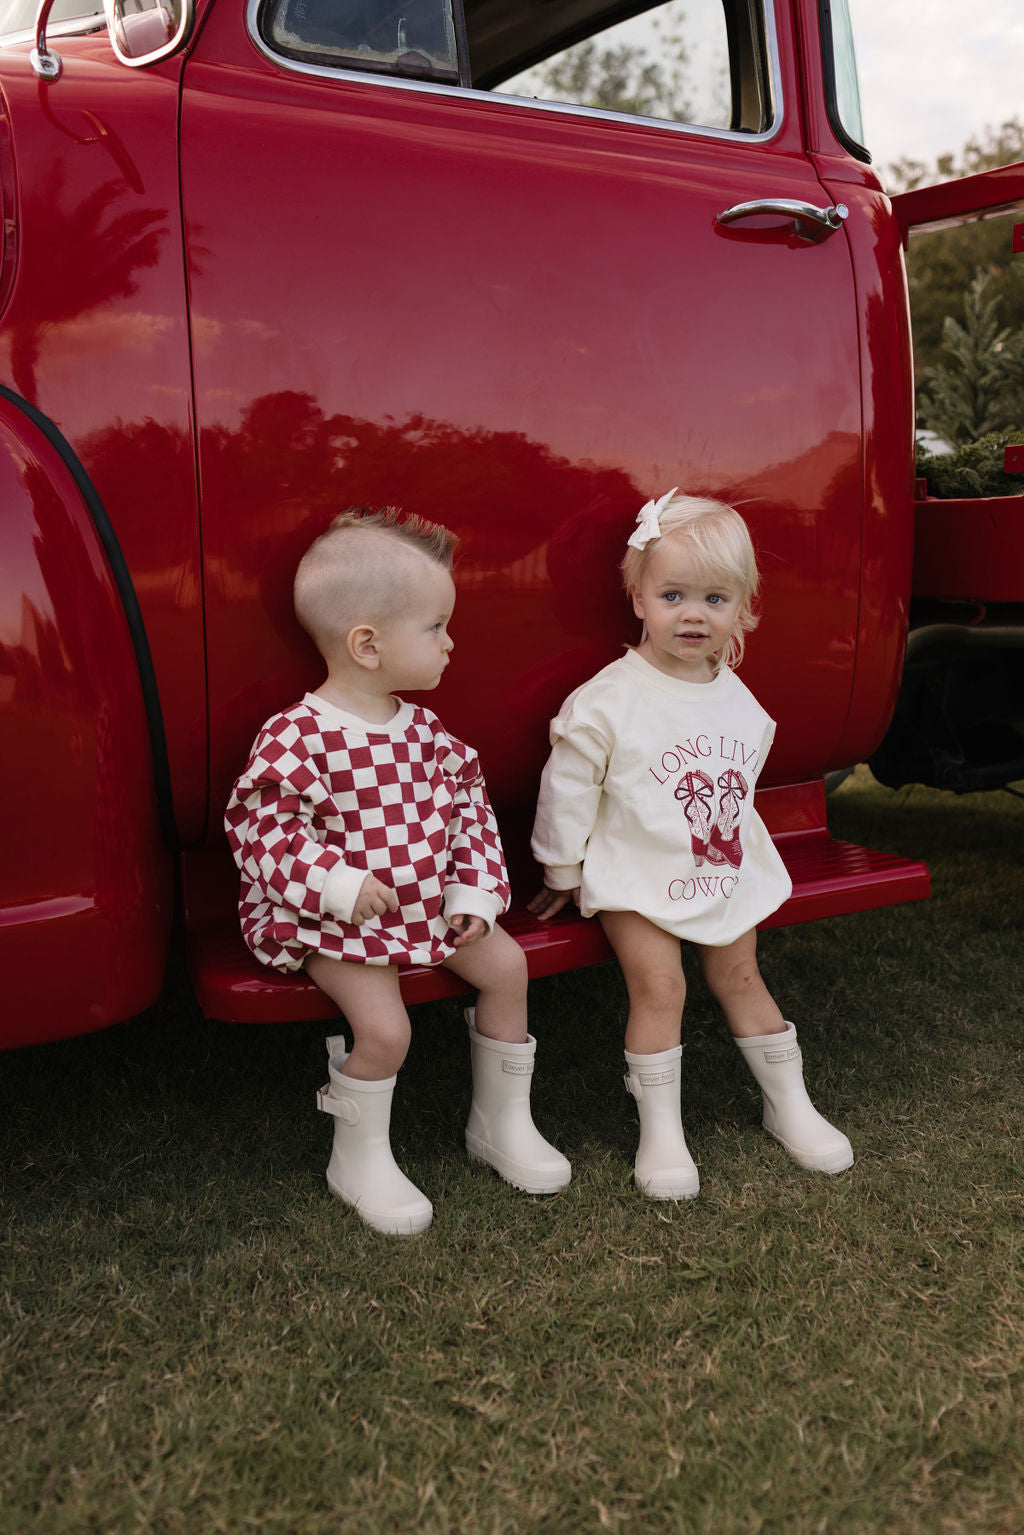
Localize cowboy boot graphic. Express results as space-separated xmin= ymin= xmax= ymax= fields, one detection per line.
xmin=674 ymin=770 xmax=724 ymax=867
xmin=708 ymin=769 xmax=748 ymax=869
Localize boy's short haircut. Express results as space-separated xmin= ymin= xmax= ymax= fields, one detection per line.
xmin=320 ymin=505 xmax=457 ymax=570
xmin=294 ymin=505 xmax=457 ymax=652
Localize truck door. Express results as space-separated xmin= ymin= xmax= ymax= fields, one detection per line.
xmin=180 ymin=0 xmax=874 ymax=823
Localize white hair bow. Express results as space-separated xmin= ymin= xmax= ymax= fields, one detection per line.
xmin=626 ymin=487 xmax=678 ymax=551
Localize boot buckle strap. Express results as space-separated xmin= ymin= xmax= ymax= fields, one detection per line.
xmin=317 ymin=1084 xmax=360 ymax=1124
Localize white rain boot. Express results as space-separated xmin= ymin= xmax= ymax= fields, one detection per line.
xmin=464 ymin=1010 xmax=571 ymax=1193
xmin=624 ymin=1045 xmax=700 ymax=1200
xmin=734 ymin=1024 xmax=853 ymax=1174
xmin=316 ymin=1035 xmax=433 ymax=1236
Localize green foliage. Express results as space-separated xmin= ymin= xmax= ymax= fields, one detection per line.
xmin=916 ymin=430 xmax=1024 ymax=499
xmin=917 ymin=269 xmax=1024 ymax=447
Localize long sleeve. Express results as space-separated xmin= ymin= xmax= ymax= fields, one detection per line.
xmin=438 ymin=732 xmax=510 ymax=932
xmin=531 ymin=712 xmax=611 ymax=890
xmin=225 ymin=722 xmax=367 ymax=925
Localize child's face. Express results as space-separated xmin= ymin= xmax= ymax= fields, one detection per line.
xmin=631 ymin=536 xmax=743 ymax=683
xmin=374 ymin=560 xmax=456 ymax=692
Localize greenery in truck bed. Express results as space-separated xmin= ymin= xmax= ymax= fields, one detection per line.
xmin=917 ymin=428 xmax=1024 ymax=498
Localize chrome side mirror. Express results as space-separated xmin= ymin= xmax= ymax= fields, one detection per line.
xmin=30 ymin=0 xmax=62 ymax=79
xmin=103 ymin=0 xmax=191 ymax=66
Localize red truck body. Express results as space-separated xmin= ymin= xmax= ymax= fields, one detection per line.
xmin=1 ymin=0 xmax=1021 ymax=1047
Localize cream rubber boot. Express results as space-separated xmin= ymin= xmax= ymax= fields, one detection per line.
xmin=464 ymin=1010 xmax=571 ymax=1193
xmin=316 ymin=1035 xmax=433 ymax=1236
xmin=624 ymin=1045 xmax=700 ymax=1200
xmin=734 ymin=1024 xmax=853 ymax=1174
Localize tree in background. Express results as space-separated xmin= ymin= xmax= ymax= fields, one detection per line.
xmin=918 ymin=270 xmax=1024 ymax=446
xmin=509 ymin=3 xmax=727 ymax=127
xmin=530 ymin=34 xmax=688 ymax=119
xmin=887 ymin=119 xmax=1024 ymax=195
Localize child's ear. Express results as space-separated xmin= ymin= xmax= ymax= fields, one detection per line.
xmin=630 ymin=588 xmax=644 ymax=620
xmin=347 ymin=624 xmax=381 ymax=670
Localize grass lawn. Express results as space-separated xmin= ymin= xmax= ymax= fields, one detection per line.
xmin=2 ymin=774 xmax=1022 ymax=1533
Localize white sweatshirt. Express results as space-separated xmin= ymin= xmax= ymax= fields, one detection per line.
xmin=531 ymin=650 xmax=792 ymax=945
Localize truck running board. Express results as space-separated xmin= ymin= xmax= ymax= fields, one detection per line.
xmin=184 ymin=781 xmax=929 ymax=1024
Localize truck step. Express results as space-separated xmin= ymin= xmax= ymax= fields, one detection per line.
xmin=184 ymin=819 xmax=928 ymax=1024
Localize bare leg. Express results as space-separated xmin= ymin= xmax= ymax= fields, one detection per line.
xmin=599 ymin=910 xmax=697 ymax=1199
xmin=695 ymin=929 xmax=787 ymax=1038
xmin=305 ymin=954 xmax=433 ymax=1233
xmin=304 ymin=953 xmax=411 ymax=1079
xmin=441 ymin=925 xmax=529 ymax=1043
xmin=698 ymin=932 xmax=852 ymax=1172
xmin=598 ymin=909 xmax=687 ymax=1054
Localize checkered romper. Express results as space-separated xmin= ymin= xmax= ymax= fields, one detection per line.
xmin=225 ymin=694 xmax=510 ymax=971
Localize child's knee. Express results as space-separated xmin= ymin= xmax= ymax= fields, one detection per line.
xmin=629 ymin=966 xmax=686 ymax=1017
xmin=486 ymin=928 xmax=529 ymax=995
xmin=351 ymin=1011 xmax=412 ymax=1076
xmin=705 ymin=956 xmax=762 ymax=1002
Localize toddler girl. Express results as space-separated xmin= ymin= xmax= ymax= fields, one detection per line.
xmin=530 ymin=491 xmax=852 ymax=1198
xmin=226 ymin=507 xmax=570 ymax=1236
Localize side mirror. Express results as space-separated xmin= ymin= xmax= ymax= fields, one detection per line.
xmin=103 ymin=0 xmax=191 ymax=66
xmin=30 ymin=0 xmax=63 ymax=78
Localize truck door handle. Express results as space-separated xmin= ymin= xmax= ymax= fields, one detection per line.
xmin=716 ymin=198 xmax=849 ymax=241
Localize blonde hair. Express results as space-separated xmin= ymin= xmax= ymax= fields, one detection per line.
xmin=294 ymin=505 xmax=456 ymax=653
xmin=621 ymin=494 xmax=760 ymax=672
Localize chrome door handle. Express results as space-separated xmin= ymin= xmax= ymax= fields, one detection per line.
xmin=716 ymin=198 xmax=849 ymax=241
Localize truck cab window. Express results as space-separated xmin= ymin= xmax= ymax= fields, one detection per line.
xmin=254 ymin=0 xmax=773 ymax=138
xmin=480 ymin=0 xmax=752 ymax=134
xmin=259 ymin=0 xmax=460 ymax=82
xmin=820 ymin=0 xmax=867 ymax=158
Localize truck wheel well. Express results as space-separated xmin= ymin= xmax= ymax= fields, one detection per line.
xmin=0 ymin=383 xmax=177 ymax=845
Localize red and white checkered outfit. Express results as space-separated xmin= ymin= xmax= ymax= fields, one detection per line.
xmin=225 ymin=693 xmax=510 ymax=971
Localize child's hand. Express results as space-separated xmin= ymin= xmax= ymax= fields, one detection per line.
xmin=527 ymin=885 xmax=580 ymax=921
xmin=448 ymin=912 xmax=487 ymax=948
xmin=351 ymin=873 xmax=399 ymax=926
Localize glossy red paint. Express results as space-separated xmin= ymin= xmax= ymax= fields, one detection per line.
xmin=0 ymin=399 xmax=172 ymax=1048
xmin=184 ymin=0 xmax=866 ymax=810
xmin=0 ymin=34 xmax=207 ymax=841
xmin=913 ymin=498 xmax=1024 ymax=604
xmin=892 ymin=164 xmax=1024 ymax=242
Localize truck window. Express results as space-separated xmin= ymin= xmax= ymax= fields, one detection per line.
xmin=254 ymin=0 xmax=773 ymax=137
xmin=819 ymin=0 xmax=866 ymax=157
xmin=488 ymin=1 xmax=748 ymax=135
xmin=259 ymin=0 xmax=461 ymax=82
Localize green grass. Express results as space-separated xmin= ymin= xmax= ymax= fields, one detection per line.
xmin=2 ymin=775 xmax=1023 ymax=1533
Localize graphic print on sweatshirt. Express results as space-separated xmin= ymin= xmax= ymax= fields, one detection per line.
xmin=674 ymin=767 xmax=749 ymax=868
xmin=646 ymin=729 xmax=761 ymax=873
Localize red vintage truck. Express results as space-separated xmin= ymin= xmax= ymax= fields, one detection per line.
xmin=1 ymin=0 xmax=1021 ymax=1049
